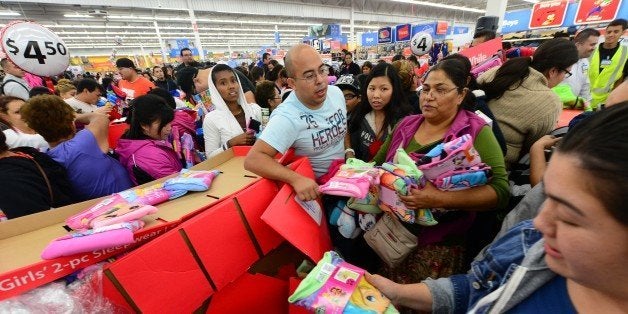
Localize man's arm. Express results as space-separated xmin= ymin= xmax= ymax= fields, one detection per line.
xmin=244 ymin=139 xmax=320 ymax=201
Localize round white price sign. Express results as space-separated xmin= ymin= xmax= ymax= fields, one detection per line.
xmin=410 ymin=32 xmax=433 ymax=56
xmin=1 ymin=21 xmax=69 ymax=76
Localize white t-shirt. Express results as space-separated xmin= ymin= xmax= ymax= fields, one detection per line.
xmin=562 ymin=58 xmax=591 ymax=102
xmin=3 ymin=129 xmax=49 ymax=152
xmin=260 ymin=85 xmax=347 ymax=178
xmin=65 ymin=97 xmax=97 ymax=114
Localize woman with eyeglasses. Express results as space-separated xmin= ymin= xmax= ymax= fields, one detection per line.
xmin=371 ymin=58 xmax=509 ymax=284
xmin=345 ymin=63 xmax=411 ymax=161
xmin=477 ymin=38 xmax=579 ymax=167
xmin=202 ymin=64 xmax=262 ymax=157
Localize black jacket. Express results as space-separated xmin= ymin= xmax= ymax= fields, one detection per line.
xmin=0 ymin=147 xmax=74 ymax=219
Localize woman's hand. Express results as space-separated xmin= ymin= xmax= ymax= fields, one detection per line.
xmin=365 ymin=273 xmax=400 ymax=304
xmin=398 ymin=181 xmax=443 ymax=209
xmin=227 ymin=130 xmax=255 ymax=147
xmin=531 ymin=135 xmax=560 ymax=152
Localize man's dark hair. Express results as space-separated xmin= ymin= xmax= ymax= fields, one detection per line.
xmin=180 ymin=48 xmax=192 ymax=56
xmin=345 ymin=52 xmax=353 ymax=58
xmin=574 ymin=28 xmax=601 ymax=43
xmin=76 ymin=78 xmax=101 ymax=93
xmin=473 ymin=30 xmax=496 ymax=41
xmin=262 ymin=53 xmax=270 ymax=60
xmin=607 ymin=18 xmax=627 ymax=30
xmin=29 ymin=87 xmax=53 ymax=98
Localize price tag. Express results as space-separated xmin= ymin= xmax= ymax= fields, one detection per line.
xmin=294 ymin=196 xmax=322 ymax=226
xmin=1 ymin=21 xmax=69 ymax=76
xmin=410 ymin=32 xmax=433 ymax=56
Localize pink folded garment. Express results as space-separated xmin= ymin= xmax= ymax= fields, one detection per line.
xmin=89 ymin=204 xmax=158 ymax=229
xmin=318 ymin=176 xmax=371 ymax=199
xmin=163 ymin=169 xmax=221 ymax=192
xmin=118 ymin=184 xmax=187 ymax=206
xmin=65 ymin=194 xmax=130 ymax=230
xmin=41 ymin=221 xmax=144 ymax=260
xmin=418 ymin=134 xmax=482 ymax=181
xmin=470 ymin=56 xmax=502 ymax=79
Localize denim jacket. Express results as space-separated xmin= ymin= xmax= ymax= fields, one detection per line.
xmin=424 ymin=219 xmax=557 ymax=313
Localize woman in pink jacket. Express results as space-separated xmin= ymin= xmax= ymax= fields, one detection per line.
xmin=116 ymin=94 xmax=182 ymax=185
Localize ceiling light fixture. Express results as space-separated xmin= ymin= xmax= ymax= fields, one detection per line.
xmin=390 ymin=0 xmax=485 ymax=13
xmin=64 ymin=13 xmax=93 ymax=18
xmin=0 ymin=11 xmax=20 ymax=16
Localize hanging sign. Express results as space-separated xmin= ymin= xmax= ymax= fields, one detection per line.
xmin=529 ymin=0 xmax=569 ymax=29
xmin=574 ymin=0 xmax=623 ymax=24
xmin=1 ymin=21 xmax=70 ymax=76
xmin=410 ymin=32 xmax=433 ymax=56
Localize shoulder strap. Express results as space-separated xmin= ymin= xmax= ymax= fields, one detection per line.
xmin=1 ymin=79 xmax=29 ymax=94
xmin=0 ymin=151 xmax=54 ymax=203
xmin=30 ymin=157 xmax=54 ymax=204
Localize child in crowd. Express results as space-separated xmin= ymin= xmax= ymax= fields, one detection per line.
xmin=202 ymin=64 xmax=262 ymax=157
xmin=116 ymin=94 xmax=182 ymax=185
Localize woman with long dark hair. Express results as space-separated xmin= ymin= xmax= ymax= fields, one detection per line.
xmin=478 ymin=38 xmax=579 ymax=166
xmin=115 ymin=94 xmax=181 ymax=185
xmin=345 ymin=63 xmax=411 ymax=161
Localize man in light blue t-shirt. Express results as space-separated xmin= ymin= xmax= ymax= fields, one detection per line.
xmin=245 ymin=44 xmax=347 ymax=201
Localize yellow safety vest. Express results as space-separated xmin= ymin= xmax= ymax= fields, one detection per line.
xmin=588 ymin=45 xmax=627 ymax=109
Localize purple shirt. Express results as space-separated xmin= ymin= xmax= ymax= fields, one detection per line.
xmin=48 ymin=129 xmax=133 ymax=201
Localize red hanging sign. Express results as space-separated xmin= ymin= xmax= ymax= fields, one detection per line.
xmin=436 ymin=21 xmax=449 ymax=35
xmin=574 ymin=0 xmax=623 ymax=24
xmin=529 ymin=0 xmax=569 ymax=29
xmin=459 ymin=38 xmax=503 ymax=67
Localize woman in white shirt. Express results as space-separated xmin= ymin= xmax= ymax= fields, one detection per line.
xmin=0 ymin=96 xmax=48 ymax=151
xmin=202 ymin=64 xmax=262 ymax=157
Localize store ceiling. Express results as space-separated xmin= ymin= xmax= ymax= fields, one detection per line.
xmin=0 ymin=0 xmax=535 ymax=55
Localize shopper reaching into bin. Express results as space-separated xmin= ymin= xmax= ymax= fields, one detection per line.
xmin=244 ymin=44 xmax=348 ymax=201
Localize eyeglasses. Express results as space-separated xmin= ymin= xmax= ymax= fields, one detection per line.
xmin=292 ymin=66 xmax=329 ymax=84
xmin=344 ymin=93 xmax=358 ymax=100
xmin=420 ymin=86 xmax=459 ymax=98
xmin=561 ymin=69 xmax=572 ymax=78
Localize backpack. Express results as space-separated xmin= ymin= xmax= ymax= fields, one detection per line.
xmin=0 ymin=78 xmax=29 ymax=96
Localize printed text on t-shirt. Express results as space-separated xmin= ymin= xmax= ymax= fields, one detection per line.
xmin=301 ymin=109 xmax=347 ymax=152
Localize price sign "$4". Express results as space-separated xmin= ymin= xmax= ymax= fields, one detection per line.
xmin=1 ymin=21 xmax=70 ymax=77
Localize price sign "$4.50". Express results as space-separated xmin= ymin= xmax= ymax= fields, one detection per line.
xmin=1 ymin=21 xmax=70 ymax=77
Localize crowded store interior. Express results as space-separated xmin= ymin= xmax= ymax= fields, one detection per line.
xmin=0 ymin=0 xmax=627 ymax=312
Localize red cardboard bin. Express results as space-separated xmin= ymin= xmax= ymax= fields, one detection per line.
xmin=102 ymin=157 xmax=333 ymax=311
xmin=0 ymin=147 xmax=264 ymax=300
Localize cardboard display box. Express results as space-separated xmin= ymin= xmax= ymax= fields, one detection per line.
xmin=101 ymin=157 xmax=333 ymax=312
xmin=0 ymin=147 xmax=270 ymax=300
